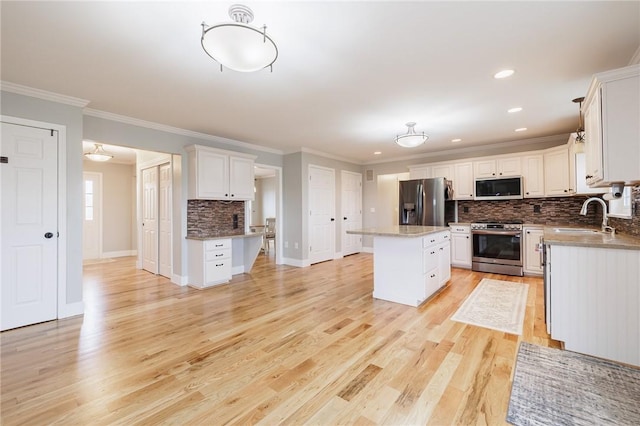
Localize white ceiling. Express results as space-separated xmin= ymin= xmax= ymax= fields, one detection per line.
xmin=2 ymin=1 xmax=639 ymax=164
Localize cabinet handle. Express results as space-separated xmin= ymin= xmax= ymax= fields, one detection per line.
xmin=215 ymin=244 xmax=223 ymax=247
xmin=216 ymin=253 xmax=223 ymax=257
xmin=216 ymin=263 xmax=224 ymax=267
xmin=526 ymin=192 xmax=530 ymax=195
xmin=430 ymin=251 xmax=435 ymax=254
xmin=466 ymin=236 xmax=469 ymax=239
xmin=585 ymin=175 xmax=592 ymax=179
xmin=225 ymin=193 xmax=228 ymax=197
xmin=231 ymin=194 xmax=235 ymax=197
xmin=564 ymin=189 xmax=568 ymax=192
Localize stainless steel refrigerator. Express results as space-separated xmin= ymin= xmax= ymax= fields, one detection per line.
xmin=399 ymin=178 xmax=451 ymax=226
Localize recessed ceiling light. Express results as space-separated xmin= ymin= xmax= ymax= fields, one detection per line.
xmin=515 ymin=127 xmax=527 ymax=132
xmin=451 ymin=138 xmax=462 ymax=143
xmin=494 ymin=69 xmax=515 ymax=79
xmin=373 ymin=151 xmax=382 ymax=155
xmin=508 ymin=107 xmax=523 ymax=113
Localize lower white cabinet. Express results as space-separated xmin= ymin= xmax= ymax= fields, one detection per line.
xmin=548 ymin=244 xmax=640 ymax=367
xmin=188 ymin=239 xmax=232 ymax=288
xmin=523 ymin=227 xmax=543 ymax=275
xmin=450 ymin=225 xmax=471 ymax=268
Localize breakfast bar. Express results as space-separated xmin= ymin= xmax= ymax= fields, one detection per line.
xmin=347 ymin=225 xmax=451 ymax=307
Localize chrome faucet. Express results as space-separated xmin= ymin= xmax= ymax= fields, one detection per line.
xmin=580 ymin=197 xmax=615 ymax=234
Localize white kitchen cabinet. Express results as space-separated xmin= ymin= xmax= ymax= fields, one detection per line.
xmin=548 ymin=243 xmax=640 ymax=367
xmin=543 ymin=146 xmax=571 ymax=196
xmin=523 ymin=227 xmax=543 ymax=275
xmin=186 ymin=144 xmax=257 ymax=200
xmin=583 ymin=64 xmax=640 ymax=187
xmin=188 ymin=239 xmax=232 ymax=288
xmin=521 ymin=154 xmax=545 ymax=197
xmin=474 ymin=156 xmax=521 ymax=179
xmin=409 ymin=165 xmax=432 ymax=179
xmin=432 ymin=163 xmax=453 ymax=180
xmin=450 ymin=224 xmax=471 ymax=268
xmin=453 ymin=162 xmax=474 ymax=200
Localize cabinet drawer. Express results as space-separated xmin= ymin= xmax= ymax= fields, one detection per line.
xmin=205 ymin=239 xmax=231 ymax=250
xmin=205 ymin=259 xmax=232 ymax=283
xmin=423 ymin=248 xmax=438 ymax=273
xmin=424 ymin=270 xmax=439 ymax=299
xmin=450 ymin=226 xmax=470 ymax=234
xmin=424 ymin=231 xmax=450 ymax=247
xmin=205 ymin=248 xmax=231 ymax=261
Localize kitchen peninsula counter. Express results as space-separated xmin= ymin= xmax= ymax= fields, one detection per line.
xmin=543 ymin=227 xmax=640 ymax=250
xmin=348 ymin=225 xmax=451 ymax=307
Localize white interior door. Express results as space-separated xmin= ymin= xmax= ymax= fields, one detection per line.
xmin=82 ymin=172 xmax=102 ymax=260
xmin=142 ymin=167 xmax=158 ymax=274
xmin=1 ymin=122 xmax=58 ymax=331
xmin=158 ymin=163 xmax=172 ymax=278
xmin=309 ymin=165 xmax=335 ymax=265
xmin=341 ymin=170 xmax=362 ymax=256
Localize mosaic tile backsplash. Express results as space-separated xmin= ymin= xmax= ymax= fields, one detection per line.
xmin=608 ymin=186 xmax=640 ymax=237
xmin=187 ymin=200 xmax=245 ymax=237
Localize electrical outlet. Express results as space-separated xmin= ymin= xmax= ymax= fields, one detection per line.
xmin=533 ymin=205 xmax=541 ymax=213
xmin=284 ymin=241 xmax=289 ymax=248
xmin=294 ymin=242 xmax=299 ymax=249
xmin=463 ymin=206 xmax=469 ymax=213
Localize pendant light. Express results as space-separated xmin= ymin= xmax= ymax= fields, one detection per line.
xmin=395 ymin=122 xmax=428 ymax=148
xmin=84 ymin=143 xmax=113 ymax=162
xmin=201 ymin=4 xmax=278 ymax=73
xmin=572 ymin=97 xmax=586 ymax=143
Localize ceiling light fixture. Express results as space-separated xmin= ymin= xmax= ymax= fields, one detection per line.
xmin=451 ymin=138 xmax=462 ymax=143
xmin=515 ymin=127 xmax=527 ymax=132
xmin=84 ymin=143 xmax=113 ymax=162
xmin=201 ymin=4 xmax=278 ymax=73
xmin=494 ymin=69 xmax=515 ymax=79
xmin=572 ymin=96 xmax=586 ymax=144
xmin=373 ymin=151 xmax=382 ymax=155
xmin=508 ymin=107 xmax=523 ymax=113
xmin=395 ymin=122 xmax=428 ymax=148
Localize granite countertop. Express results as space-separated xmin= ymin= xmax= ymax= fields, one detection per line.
xmin=186 ymin=231 xmax=263 ymax=241
xmin=347 ymin=225 xmax=450 ymax=238
xmin=543 ymin=226 xmax=640 ymax=251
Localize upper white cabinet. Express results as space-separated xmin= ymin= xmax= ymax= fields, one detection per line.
xmin=568 ymin=134 xmax=607 ymax=195
xmin=432 ymin=163 xmax=453 ymax=180
xmin=544 ymin=146 xmax=571 ymax=196
xmin=583 ymin=64 xmax=640 ymax=187
xmin=408 ymin=165 xmax=432 ymax=180
xmin=453 ymin=162 xmax=474 ymax=200
xmin=474 ymin=156 xmax=521 ymax=178
xmin=186 ymin=145 xmax=257 ymax=200
xmin=521 ymin=154 xmax=545 ymax=197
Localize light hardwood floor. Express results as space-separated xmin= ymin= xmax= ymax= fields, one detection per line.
xmin=1 ymin=253 xmax=559 ymax=425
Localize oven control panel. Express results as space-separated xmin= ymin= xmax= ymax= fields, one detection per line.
xmin=471 ymin=223 xmax=523 ymax=231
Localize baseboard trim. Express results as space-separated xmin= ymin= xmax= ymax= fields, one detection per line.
xmin=362 ymin=246 xmax=374 ymax=253
xmin=58 ymin=301 xmax=84 ymax=319
xmin=102 ymin=250 xmax=137 ymax=258
xmin=333 ymin=251 xmax=343 ymax=259
xmin=282 ymin=257 xmax=309 ymax=268
xmin=232 ymin=266 xmax=244 ymax=275
xmin=171 ymin=274 xmax=188 ymax=286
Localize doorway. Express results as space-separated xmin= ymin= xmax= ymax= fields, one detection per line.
xmin=247 ymin=164 xmax=282 ymax=264
xmin=308 ymin=164 xmax=335 ymax=265
xmin=83 ymin=172 xmax=103 ymax=260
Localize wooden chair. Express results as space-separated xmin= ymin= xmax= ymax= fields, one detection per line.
xmin=264 ymin=217 xmax=276 ymax=253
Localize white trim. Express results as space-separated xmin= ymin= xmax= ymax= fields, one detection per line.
xmin=102 ymin=250 xmax=137 ymax=258
xmin=0 ymin=115 xmax=75 ymax=320
xmin=363 ymin=134 xmax=568 ymax=165
xmin=137 ymin=154 xmax=172 ymax=170
xmin=58 ymin=301 xmax=85 ymax=319
xmin=362 ymin=246 xmax=374 ymax=253
xmin=232 ymin=265 xmax=245 ymax=275
xmin=0 ymin=81 xmax=90 ymax=107
xmin=333 ymin=251 xmax=343 ymax=259
xmin=85 ymin=108 xmax=283 ymax=156
xmin=254 ymin=162 xmax=284 ymax=265
xmin=282 ymin=257 xmax=309 ymax=268
xmin=171 ymin=274 xmax=188 ymax=286
xmin=298 ymin=147 xmax=361 ymax=165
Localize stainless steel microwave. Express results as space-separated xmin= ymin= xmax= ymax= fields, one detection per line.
xmin=475 ymin=176 xmax=523 ymax=200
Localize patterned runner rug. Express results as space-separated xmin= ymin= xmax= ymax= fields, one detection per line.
xmin=507 ymin=342 xmax=640 ymax=425
xmin=450 ymin=278 xmax=528 ymax=335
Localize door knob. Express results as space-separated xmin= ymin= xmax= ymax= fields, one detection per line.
xmin=44 ymin=232 xmax=54 ymax=239
xmin=343 ymin=217 xmax=347 ymax=220
xmin=330 ymin=218 xmax=335 ymax=221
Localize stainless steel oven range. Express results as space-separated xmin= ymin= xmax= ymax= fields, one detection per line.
xmin=470 ymin=220 xmax=523 ymax=276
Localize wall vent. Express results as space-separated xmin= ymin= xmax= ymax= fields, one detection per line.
xmin=365 ymin=169 xmax=374 ymax=182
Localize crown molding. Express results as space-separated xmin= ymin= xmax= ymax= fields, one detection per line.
xmin=84 ymin=108 xmax=284 ymax=156
xmin=363 ymin=134 xmax=568 ymax=165
xmin=0 ymin=81 xmax=90 ymax=107
xmin=297 ymin=147 xmax=362 ymax=165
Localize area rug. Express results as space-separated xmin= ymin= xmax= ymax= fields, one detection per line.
xmin=507 ymin=342 xmax=640 ymax=426
xmin=450 ymin=278 xmax=528 ymax=335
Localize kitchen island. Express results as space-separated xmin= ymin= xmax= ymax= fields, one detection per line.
xmin=347 ymin=226 xmax=451 ymax=307
xmin=186 ymin=232 xmax=263 ymax=288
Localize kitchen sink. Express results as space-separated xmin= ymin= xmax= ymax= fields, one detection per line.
xmin=552 ymin=227 xmax=601 ymax=234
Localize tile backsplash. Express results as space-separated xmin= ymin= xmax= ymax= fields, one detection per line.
xmin=187 ymin=200 xmax=245 ymax=237
xmin=608 ymin=186 xmax=640 ymax=237
xmin=457 ymin=196 xmax=601 ymax=227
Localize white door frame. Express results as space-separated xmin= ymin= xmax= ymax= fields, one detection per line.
xmin=82 ymin=171 xmax=103 ymax=260
xmin=0 ymin=115 xmax=79 ymax=319
xmin=340 ymin=170 xmax=362 ymax=256
xmin=245 ymin=164 xmax=284 ymax=265
xmin=308 ymin=164 xmax=336 ymax=265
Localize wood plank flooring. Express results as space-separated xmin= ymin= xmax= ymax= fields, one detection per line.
xmin=1 ymin=253 xmax=559 ymax=425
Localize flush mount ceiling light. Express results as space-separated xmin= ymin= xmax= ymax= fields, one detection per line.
xmin=84 ymin=143 xmax=113 ymax=162
xmin=508 ymin=107 xmax=523 ymax=113
xmin=572 ymin=96 xmax=586 ymax=143
xmin=201 ymin=4 xmax=278 ymax=73
xmin=494 ymin=69 xmax=515 ymax=79
xmin=395 ymin=122 xmax=428 ymax=148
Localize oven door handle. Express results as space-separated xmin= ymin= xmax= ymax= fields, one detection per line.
xmin=472 ymin=230 xmax=521 ymax=237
